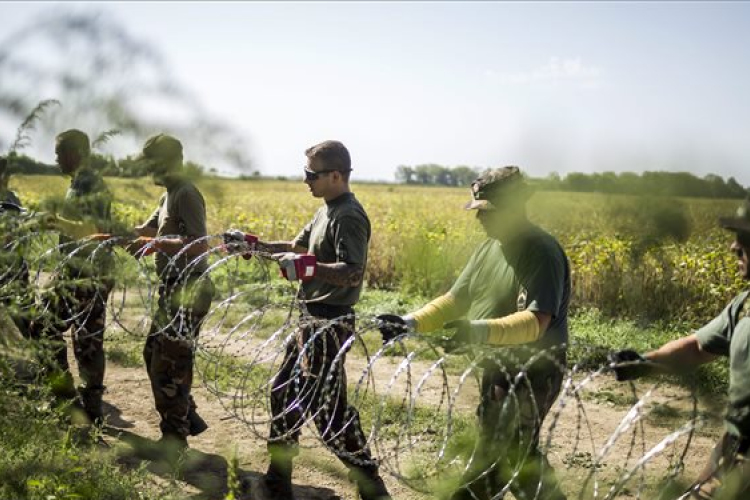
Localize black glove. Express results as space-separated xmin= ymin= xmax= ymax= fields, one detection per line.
xmin=609 ymin=349 xmax=654 ymax=381
xmin=375 ymin=314 xmax=407 ymax=344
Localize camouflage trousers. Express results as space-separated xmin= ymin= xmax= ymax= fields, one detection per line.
xmin=143 ymin=275 xmax=214 ymax=438
xmin=451 ymin=357 xmax=567 ymax=500
xmin=269 ymin=304 xmax=378 ymax=472
xmin=679 ymin=433 xmax=750 ymax=500
xmin=34 ymin=272 xmax=113 ymax=394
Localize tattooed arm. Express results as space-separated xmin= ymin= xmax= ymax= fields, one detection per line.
xmin=315 ymin=262 xmax=365 ymax=287
xmin=257 ymin=240 xmax=307 ymax=254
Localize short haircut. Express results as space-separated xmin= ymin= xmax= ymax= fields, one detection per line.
xmin=56 ymin=129 xmax=91 ymax=158
xmin=305 ymin=140 xmax=351 ymax=181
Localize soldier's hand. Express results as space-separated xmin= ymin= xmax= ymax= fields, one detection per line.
xmin=609 ymin=349 xmax=655 ymax=381
xmin=442 ymin=320 xmax=487 ymax=353
xmin=34 ymin=212 xmax=57 ymax=230
xmin=124 ymin=236 xmax=157 ymax=259
xmin=375 ymin=314 xmax=408 ymax=344
xmin=274 ymin=252 xmax=317 ymax=282
xmin=222 ymin=230 xmax=257 ymax=260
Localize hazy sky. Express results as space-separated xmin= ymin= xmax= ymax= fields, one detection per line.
xmin=3 ymin=2 xmax=750 ymax=183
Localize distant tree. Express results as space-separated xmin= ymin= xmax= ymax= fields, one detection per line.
xmin=395 ymin=165 xmax=414 ymax=184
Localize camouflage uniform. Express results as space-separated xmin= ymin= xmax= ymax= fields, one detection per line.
xmin=267 ymin=189 xmax=386 ymax=497
xmin=138 ymin=135 xmax=213 ymax=439
xmin=1 ymin=189 xmax=32 ymax=336
xmin=35 ymin=163 xmax=114 ymax=409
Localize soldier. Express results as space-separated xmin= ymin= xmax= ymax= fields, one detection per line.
xmin=33 ymin=130 xmax=114 ymax=421
xmin=227 ymin=140 xmax=391 ymax=500
xmin=126 ymin=134 xmax=214 ymax=449
xmin=610 ymin=197 xmax=750 ymax=499
xmin=1 ymin=155 xmax=31 ymax=336
xmin=377 ymin=167 xmax=570 ymax=500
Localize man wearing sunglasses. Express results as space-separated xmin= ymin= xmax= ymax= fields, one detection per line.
xmin=236 ymin=140 xmax=390 ymax=500
xmin=610 ymin=198 xmax=750 ymax=499
xmin=376 ymin=166 xmax=570 ymax=500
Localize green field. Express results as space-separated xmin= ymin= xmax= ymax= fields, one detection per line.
xmin=11 ymin=174 xmax=746 ymax=324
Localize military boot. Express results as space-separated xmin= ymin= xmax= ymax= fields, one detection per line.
xmin=349 ymin=466 xmax=392 ymax=500
xmin=188 ymin=408 xmax=209 ymax=436
xmin=79 ymin=385 xmax=105 ymax=424
xmin=256 ymin=443 xmax=296 ymax=499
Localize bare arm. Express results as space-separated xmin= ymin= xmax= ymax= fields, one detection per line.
xmin=315 ymin=262 xmax=365 ymax=287
xmin=155 ymin=236 xmax=210 ymax=257
xmin=645 ymin=334 xmax=718 ymax=371
xmin=258 ymin=240 xmax=306 ymax=254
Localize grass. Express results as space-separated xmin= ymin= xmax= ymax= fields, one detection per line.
xmin=0 ymin=363 xmax=175 ymax=500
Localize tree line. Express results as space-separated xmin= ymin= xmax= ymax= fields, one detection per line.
xmin=395 ymin=164 xmax=749 ymax=199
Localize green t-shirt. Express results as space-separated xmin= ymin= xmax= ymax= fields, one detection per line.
xmin=58 ymin=167 xmax=114 ymax=275
xmin=449 ymin=224 xmax=571 ymax=350
xmin=144 ymin=177 xmax=209 ymax=280
xmin=695 ymin=290 xmax=750 ymax=437
xmin=292 ymin=192 xmax=370 ymax=306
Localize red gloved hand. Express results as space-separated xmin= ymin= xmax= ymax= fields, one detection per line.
xmin=223 ymin=230 xmax=258 ymax=260
xmin=125 ymin=236 xmax=157 ymax=258
xmin=276 ymin=253 xmax=317 ymax=282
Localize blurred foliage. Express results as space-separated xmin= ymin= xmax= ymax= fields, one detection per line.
xmin=532 ymin=170 xmax=748 ymax=199
xmin=0 ymin=10 xmax=255 ymax=175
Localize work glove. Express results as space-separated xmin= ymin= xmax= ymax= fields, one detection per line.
xmin=275 ymin=252 xmax=317 ymax=282
xmin=608 ymin=349 xmax=655 ymax=381
xmin=375 ymin=314 xmax=409 ymax=344
xmin=124 ymin=236 xmax=157 ymax=259
xmin=222 ymin=230 xmax=258 ymax=260
xmin=442 ymin=320 xmax=487 ymax=353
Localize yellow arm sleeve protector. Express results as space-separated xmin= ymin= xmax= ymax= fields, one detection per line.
xmin=410 ymin=293 xmax=461 ymax=333
xmin=485 ymin=310 xmax=541 ymax=346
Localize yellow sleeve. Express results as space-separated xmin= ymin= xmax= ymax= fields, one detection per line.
xmin=484 ymin=310 xmax=541 ymax=345
xmin=409 ymin=293 xmax=462 ymax=333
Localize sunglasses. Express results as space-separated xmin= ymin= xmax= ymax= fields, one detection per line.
xmin=303 ymin=167 xmax=348 ymax=182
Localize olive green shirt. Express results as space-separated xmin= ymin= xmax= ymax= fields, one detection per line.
xmin=59 ymin=166 xmax=113 ymax=273
xmin=695 ymin=290 xmax=750 ymax=437
xmin=144 ymin=177 xmax=208 ymax=280
xmin=292 ymin=192 xmax=370 ymax=306
xmin=449 ymin=224 xmax=571 ymax=350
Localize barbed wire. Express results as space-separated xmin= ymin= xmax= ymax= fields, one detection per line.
xmin=0 ymin=226 xmax=727 ymax=498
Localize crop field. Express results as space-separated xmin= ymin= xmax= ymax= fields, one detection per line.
xmin=11 ymin=174 xmax=745 ymax=324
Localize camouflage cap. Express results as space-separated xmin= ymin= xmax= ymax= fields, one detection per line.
xmin=55 ymin=129 xmax=91 ymax=157
xmin=137 ymin=134 xmax=183 ymax=163
xmin=465 ymin=166 xmax=531 ymax=210
xmin=719 ymin=198 xmax=750 ymax=234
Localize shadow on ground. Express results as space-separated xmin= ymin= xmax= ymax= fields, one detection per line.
xmin=103 ymin=426 xmax=341 ymax=500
